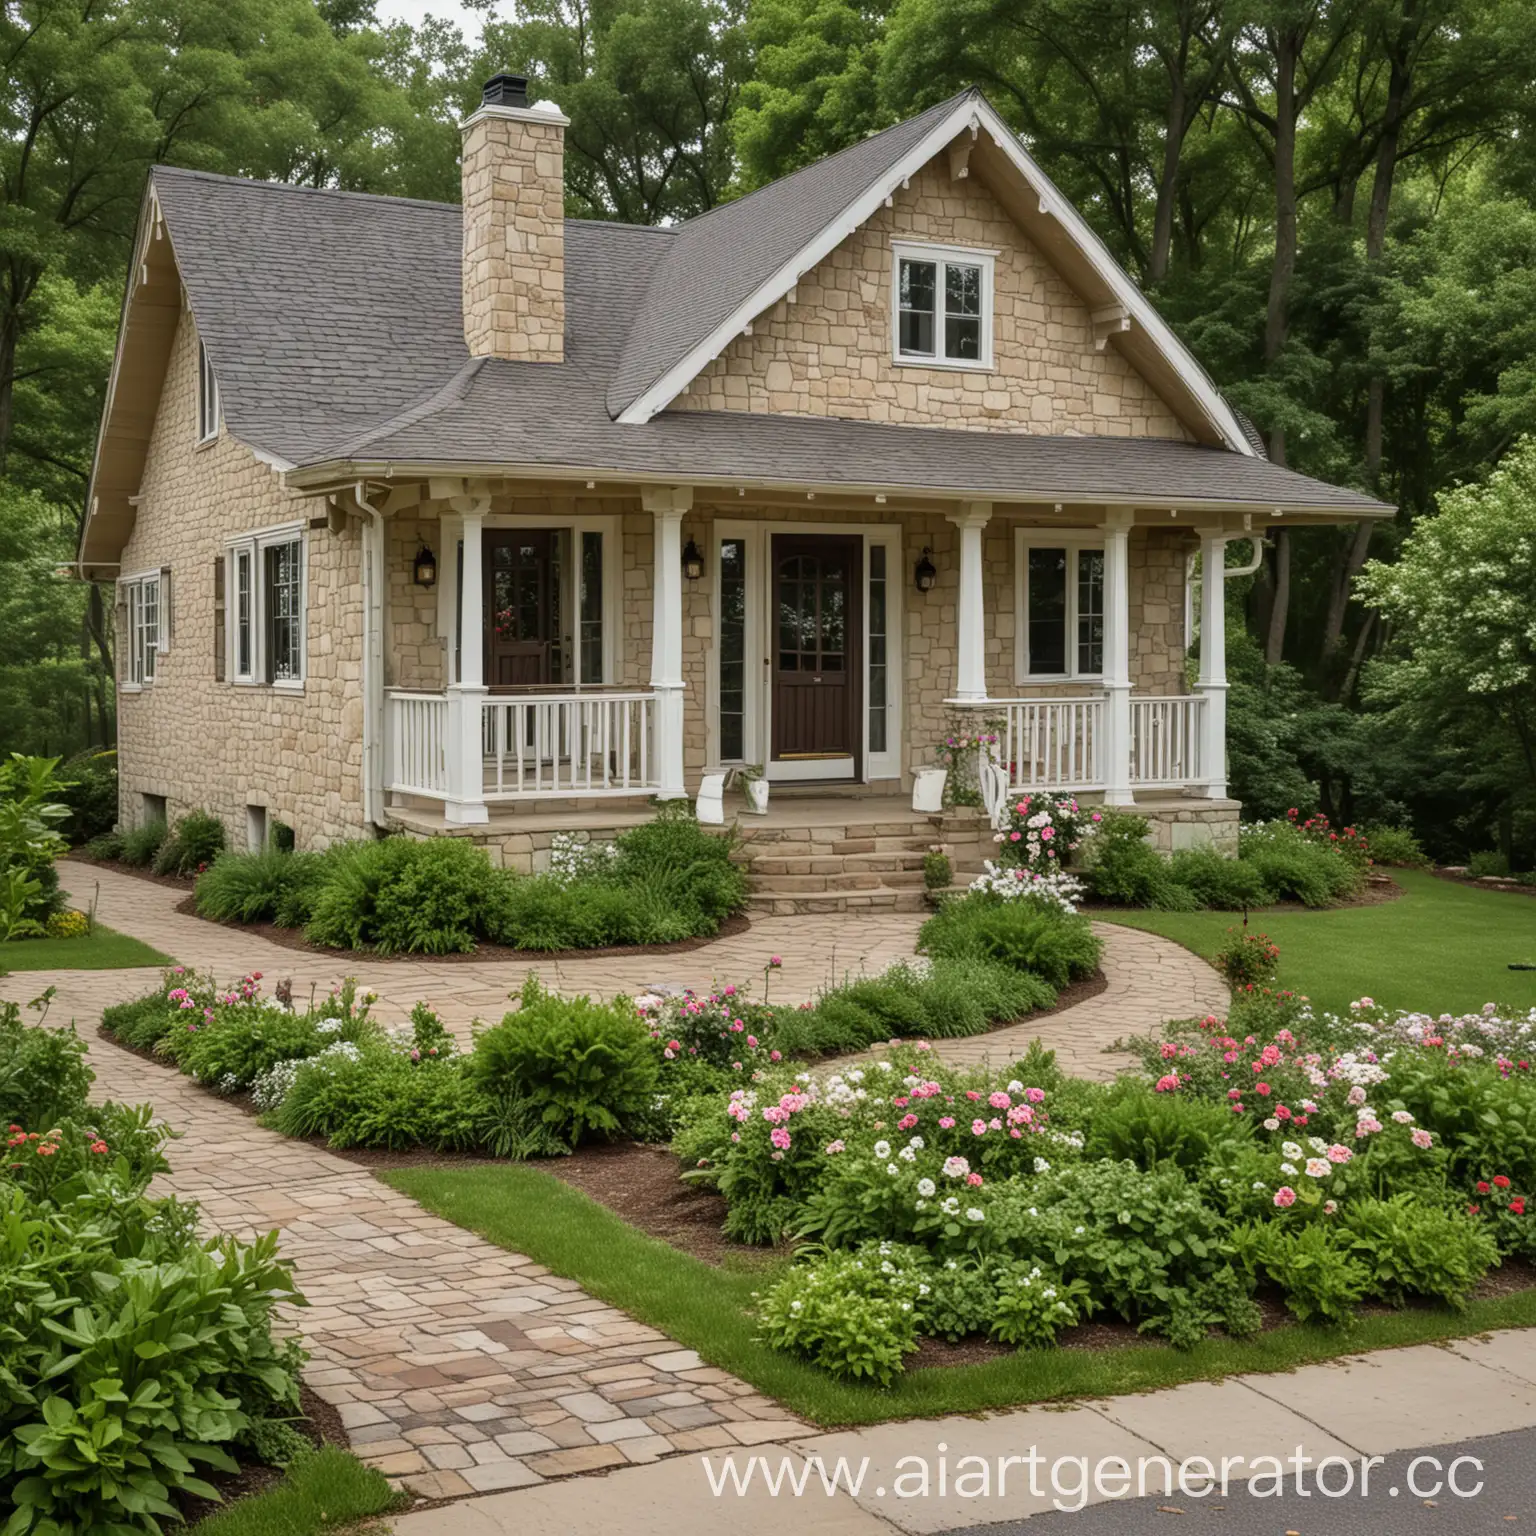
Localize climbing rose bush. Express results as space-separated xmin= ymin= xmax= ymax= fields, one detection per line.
xmin=991 ymin=792 xmax=1100 ymax=872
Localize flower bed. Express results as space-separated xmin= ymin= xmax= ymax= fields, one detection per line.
xmin=0 ymin=995 xmax=314 ymax=1536
xmin=665 ymin=987 xmax=1536 ymax=1382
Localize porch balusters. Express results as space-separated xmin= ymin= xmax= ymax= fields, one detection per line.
xmin=1100 ymin=507 xmax=1135 ymax=805
xmin=444 ymin=497 xmax=490 ymax=824
xmin=644 ymin=486 xmax=690 ymax=800
xmin=1196 ymin=526 xmax=1230 ymax=798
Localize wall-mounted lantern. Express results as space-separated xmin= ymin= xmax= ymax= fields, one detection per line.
xmin=413 ymin=545 xmax=438 ymax=588
xmin=913 ymin=547 xmax=937 ymax=594
xmin=682 ymin=537 xmax=705 ymax=582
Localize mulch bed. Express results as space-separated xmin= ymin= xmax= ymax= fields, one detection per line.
xmin=1433 ymin=868 xmax=1536 ymax=901
xmin=169 ymin=892 xmax=753 ymax=964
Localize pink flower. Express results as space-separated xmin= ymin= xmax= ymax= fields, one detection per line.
xmin=768 ymin=956 xmax=783 ymax=968
xmin=897 ymin=1114 xmax=918 ymax=1131
xmin=824 ymin=1139 xmax=845 ymax=1154
xmin=1326 ymin=1144 xmax=1352 ymax=1164
xmin=1411 ymin=1128 xmax=1434 ymax=1150
xmin=1274 ymin=1186 xmax=1297 ymax=1208
xmin=1025 ymin=1088 xmax=1046 ymax=1105
xmin=939 ymin=1116 xmax=956 ymax=1129
xmin=989 ymin=1091 xmax=1011 ymax=1110
xmin=971 ymin=1119 xmax=988 ymax=1136
xmin=966 ymin=1172 xmax=984 ymax=1187
xmin=769 ymin=1128 xmax=791 ymax=1151
xmin=1154 ymin=1074 xmax=1180 ymax=1093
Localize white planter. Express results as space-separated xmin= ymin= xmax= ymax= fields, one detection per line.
xmin=912 ymin=767 xmax=947 ymax=814
xmin=744 ymin=778 xmax=770 ymax=815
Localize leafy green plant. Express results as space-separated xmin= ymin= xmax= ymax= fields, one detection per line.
xmin=1365 ymin=826 xmax=1430 ymax=868
xmin=56 ymin=750 xmax=118 ymax=846
xmin=1165 ymin=846 xmax=1272 ymax=909
xmin=469 ymin=978 xmax=659 ymax=1149
xmin=918 ymin=895 xmax=1101 ymax=987
xmin=152 ymin=810 xmax=227 ymax=876
xmin=922 ymin=849 xmax=953 ymax=891
xmin=1083 ymin=812 xmax=1191 ymax=908
xmin=989 ymin=1262 xmax=1088 ymax=1347
xmin=1468 ymin=849 xmax=1511 ymax=879
xmin=1339 ymin=1196 xmax=1498 ymax=1308
xmin=0 ymin=996 xmax=93 ymax=1127
xmin=0 ymin=754 xmax=72 ymax=929
xmin=81 ymin=830 xmax=125 ymax=862
xmin=119 ymin=819 xmax=167 ymax=869
xmin=1086 ymin=1082 xmax=1253 ymax=1172
xmin=194 ymin=847 xmax=327 ymax=924
xmin=1212 ymin=926 xmax=1281 ymax=990
xmin=1232 ymin=1220 xmax=1370 ymax=1326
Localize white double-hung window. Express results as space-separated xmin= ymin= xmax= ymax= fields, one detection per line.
xmin=1017 ymin=533 xmax=1106 ymax=681
xmin=892 ymin=242 xmax=994 ymax=368
xmin=121 ymin=571 xmax=162 ymax=687
xmin=226 ymin=523 xmax=306 ymax=687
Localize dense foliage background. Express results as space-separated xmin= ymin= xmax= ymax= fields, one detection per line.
xmin=2 ymin=0 xmax=1533 ymax=860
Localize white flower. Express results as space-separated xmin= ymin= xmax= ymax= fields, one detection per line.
xmin=908 ymin=1135 xmax=925 ymax=1150
xmin=1281 ymin=1162 xmax=1299 ymax=1176
xmin=898 ymin=1145 xmax=917 ymax=1162
xmin=1033 ymin=1157 xmax=1051 ymax=1174
xmin=886 ymin=1163 xmax=899 ymax=1176
xmin=1305 ymin=1158 xmax=1331 ymax=1178
xmin=872 ymin=1140 xmax=891 ymax=1160
xmin=1263 ymin=1117 xmax=1280 ymax=1131
xmin=942 ymin=1155 xmax=971 ymax=1178
xmin=917 ymin=1178 xmax=936 ymax=1197
xmin=1282 ymin=1141 xmax=1303 ymax=1160
xmin=1392 ymin=1110 xmax=1415 ymax=1124
xmin=966 ymin=1207 xmax=985 ymax=1222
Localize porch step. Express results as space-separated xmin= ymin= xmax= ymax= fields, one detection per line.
xmin=749 ymin=867 xmax=928 ymax=895
xmin=742 ymin=850 xmax=928 ymax=877
xmin=745 ymin=886 xmax=933 ymax=916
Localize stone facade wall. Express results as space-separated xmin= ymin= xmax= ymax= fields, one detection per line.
xmin=114 ymin=304 xmax=362 ymax=849
xmin=461 ymin=110 xmax=566 ymax=362
xmin=387 ymin=510 xmax=445 ymax=691
xmin=673 ymin=158 xmax=1192 ymax=441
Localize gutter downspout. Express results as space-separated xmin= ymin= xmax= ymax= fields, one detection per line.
xmin=354 ymin=482 xmax=387 ymax=830
xmin=1186 ymin=536 xmax=1267 ymax=649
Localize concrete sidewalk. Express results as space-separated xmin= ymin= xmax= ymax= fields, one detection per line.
xmin=390 ymin=1328 xmax=1536 ymax=1534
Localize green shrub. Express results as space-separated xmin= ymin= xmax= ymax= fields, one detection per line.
xmin=1365 ymin=826 xmax=1429 ymax=868
xmin=757 ymin=1243 xmax=925 ymax=1384
xmin=923 ymin=850 xmax=953 ymax=891
xmin=604 ymin=805 xmax=747 ymax=927
xmin=1338 ymin=1196 xmax=1498 ymax=1308
xmin=1166 ymin=846 xmax=1272 ymax=909
xmin=469 ymin=978 xmax=659 ymax=1150
xmin=0 ymin=754 xmax=72 ymax=934
xmin=152 ymin=810 xmax=227 ymax=876
xmin=0 ymin=997 xmax=93 ymax=1127
xmin=45 ymin=909 xmax=89 ymax=939
xmin=1086 ymin=1082 xmax=1253 ymax=1172
xmin=1238 ymin=823 xmax=1360 ymax=906
xmin=102 ymin=978 xmax=187 ymax=1052
xmin=303 ymin=837 xmax=501 ymax=954
xmin=1232 ymin=1220 xmax=1369 ymax=1326
xmin=119 ymin=819 xmax=167 ymax=868
xmin=918 ymin=896 xmax=1101 ymax=987
xmin=56 ymin=749 xmax=118 ymax=845
xmin=1468 ymin=849 xmax=1511 ymax=878
xmin=166 ymin=998 xmax=378 ymax=1094
xmin=194 ymin=847 xmax=327 ymax=924
xmin=268 ymin=1047 xmax=486 ymax=1152
xmin=81 ymin=830 xmax=125 ymax=861
xmin=494 ymin=876 xmax=694 ymax=949
xmin=989 ymin=1262 xmax=1089 ymax=1347
xmin=1083 ymin=813 xmax=1195 ymax=908
xmin=1212 ymin=926 xmax=1281 ymax=990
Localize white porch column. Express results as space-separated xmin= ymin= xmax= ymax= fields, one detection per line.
xmin=1100 ymin=507 xmax=1134 ymax=805
xmin=444 ymin=493 xmax=489 ymax=824
xmin=644 ymin=485 xmax=691 ymax=799
xmin=1196 ymin=526 xmax=1231 ymax=799
xmin=946 ymin=501 xmax=992 ymax=703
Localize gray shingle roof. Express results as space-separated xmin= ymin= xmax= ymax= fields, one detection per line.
xmin=146 ymin=137 xmax=1386 ymax=516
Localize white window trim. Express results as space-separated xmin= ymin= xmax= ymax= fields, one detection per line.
xmin=225 ymin=521 xmax=307 ymax=691
xmin=891 ymin=240 xmax=997 ymax=372
xmin=197 ymin=340 xmax=221 ymax=445
xmin=1015 ymin=530 xmax=1107 ymax=684
xmin=119 ymin=568 xmax=162 ymax=692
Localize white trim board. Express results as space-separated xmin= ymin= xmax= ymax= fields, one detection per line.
xmin=616 ymin=93 xmax=1254 ymax=456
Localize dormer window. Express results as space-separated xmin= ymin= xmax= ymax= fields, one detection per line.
xmin=197 ymin=339 xmax=220 ymax=443
xmin=892 ymin=242 xmax=994 ymax=369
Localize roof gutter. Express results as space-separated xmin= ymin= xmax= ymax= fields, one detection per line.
xmin=282 ymin=457 xmax=1395 ymax=521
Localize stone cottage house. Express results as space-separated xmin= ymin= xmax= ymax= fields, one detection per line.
xmin=79 ymin=78 xmax=1389 ymax=899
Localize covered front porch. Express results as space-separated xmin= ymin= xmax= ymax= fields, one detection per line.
xmin=364 ymin=477 xmax=1240 ymax=830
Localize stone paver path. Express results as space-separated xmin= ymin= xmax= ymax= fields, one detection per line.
xmin=2 ymin=861 xmax=1225 ymax=1504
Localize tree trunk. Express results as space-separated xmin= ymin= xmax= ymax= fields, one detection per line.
xmin=1149 ymin=78 xmax=1186 ymax=286
xmin=1264 ymin=528 xmax=1290 ymax=665
xmin=0 ymin=303 xmax=19 ymax=474
xmin=1320 ymin=519 xmax=1375 ymax=689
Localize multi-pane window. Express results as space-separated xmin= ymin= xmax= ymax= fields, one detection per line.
xmin=1020 ymin=541 xmax=1106 ymax=679
xmin=122 ymin=573 xmax=161 ymax=685
xmin=197 ymin=340 xmax=220 ymax=443
xmin=894 ymin=245 xmax=991 ymax=366
xmin=263 ymin=539 xmax=303 ymax=683
xmin=225 ymin=528 xmax=305 ymax=685
xmin=868 ymin=545 xmax=888 ymax=753
xmin=718 ymin=538 xmax=746 ymax=761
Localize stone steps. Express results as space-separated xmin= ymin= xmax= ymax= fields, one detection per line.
xmin=745 ymin=887 xmax=932 ymax=916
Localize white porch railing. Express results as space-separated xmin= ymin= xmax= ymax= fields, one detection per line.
xmin=385 ymin=691 xmax=451 ymax=798
xmin=384 ymin=689 xmax=661 ymax=805
xmin=963 ymin=693 xmax=1212 ymax=818
xmin=482 ymin=691 xmax=658 ymax=799
xmin=990 ymin=697 xmax=1104 ymax=791
xmin=1130 ymin=695 xmax=1207 ymax=788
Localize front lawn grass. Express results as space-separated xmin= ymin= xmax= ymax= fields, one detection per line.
xmin=0 ymin=922 xmax=170 ymax=972
xmin=383 ymin=1161 xmax=1536 ymax=1427
xmin=192 ymin=1447 xmax=398 ymax=1534
xmin=1097 ymin=869 xmax=1536 ymax=1017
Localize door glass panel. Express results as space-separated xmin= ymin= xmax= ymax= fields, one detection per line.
xmin=579 ymin=531 xmax=603 ymax=685
xmin=1028 ymin=547 xmax=1067 ymax=675
xmin=719 ymin=538 xmax=746 ymax=760
xmin=1076 ymin=549 xmax=1105 ymax=675
xmin=868 ymin=544 xmax=887 ymax=753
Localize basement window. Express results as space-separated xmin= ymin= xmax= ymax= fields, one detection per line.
xmin=892 ymin=242 xmax=994 ymax=369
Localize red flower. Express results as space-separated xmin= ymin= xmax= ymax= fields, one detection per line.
xmin=1514 ymin=1198 xmax=1528 ymax=1216
xmin=1468 ymin=1204 xmax=1481 ymax=1215
xmin=1477 ymin=1181 xmax=1491 ymax=1194
xmin=1494 ymin=1175 xmax=1512 ymax=1189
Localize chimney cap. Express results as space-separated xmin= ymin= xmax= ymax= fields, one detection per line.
xmin=481 ymin=73 xmax=529 ymax=109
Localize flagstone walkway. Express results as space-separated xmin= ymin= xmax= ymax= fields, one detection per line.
xmin=0 ymin=860 xmax=1225 ymax=1501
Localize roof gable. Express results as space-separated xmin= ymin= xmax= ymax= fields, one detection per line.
xmin=608 ymin=92 xmax=1254 ymax=454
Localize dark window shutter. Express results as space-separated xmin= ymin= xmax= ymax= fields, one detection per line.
xmin=213 ymin=556 xmax=226 ymax=682
xmin=159 ymin=564 xmax=173 ymax=649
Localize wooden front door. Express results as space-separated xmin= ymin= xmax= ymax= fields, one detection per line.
xmin=485 ymin=530 xmax=556 ymax=688
xmin=771 ymin=534 xmax=861 ymax=770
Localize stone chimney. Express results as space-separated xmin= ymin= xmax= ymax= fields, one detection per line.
xmin=461 ymin=73 xmax=570 ymax=362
